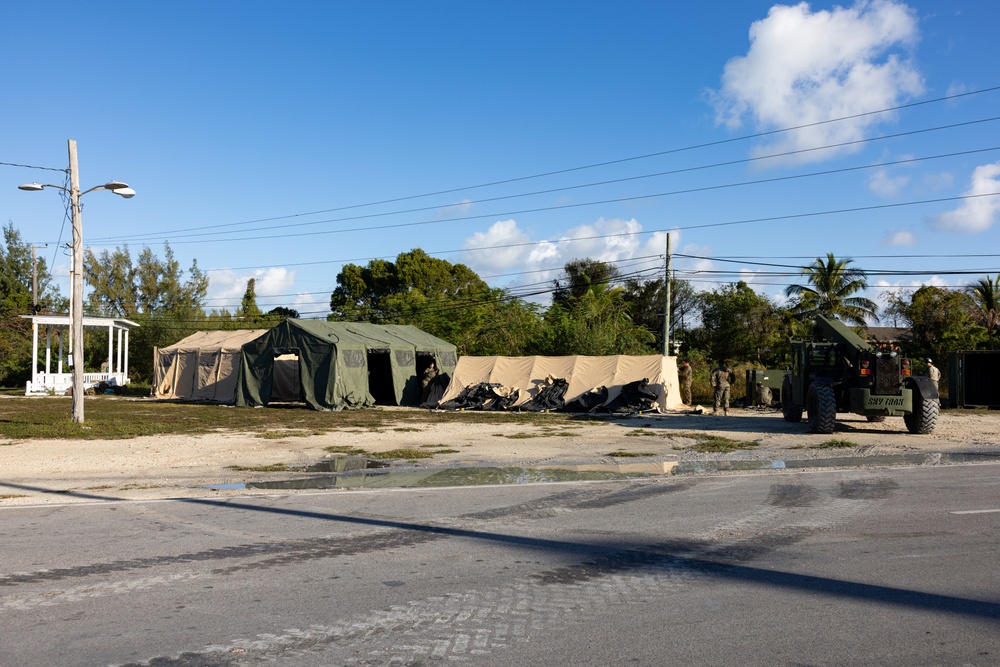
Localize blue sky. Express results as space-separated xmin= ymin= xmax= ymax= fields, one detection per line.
xmin=2 ymin=1 xmax=998 ymax=322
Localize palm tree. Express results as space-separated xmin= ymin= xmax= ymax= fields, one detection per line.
xmin=967 ymin=274 xmax=1000 ymax=337
xmin=785 ymin=253 xmax=878 ymax=326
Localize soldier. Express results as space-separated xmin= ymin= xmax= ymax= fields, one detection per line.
xmin=421 ymin=361 xmax=439 ymax=403
xmin=756 ymin=381 xmax=773 ymax=407
xmin=710 ymin=359 xmax=735 ymax=415
xmin=926 ymin=358 xmax=940 ymax=392
xmin=679 ymin=359 xmax=693 ymax=405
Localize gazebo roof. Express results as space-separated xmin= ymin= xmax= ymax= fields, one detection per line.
xmin=20 ymin=314 xmax=139 ymax=329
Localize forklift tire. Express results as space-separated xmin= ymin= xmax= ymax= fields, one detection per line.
xmin=807 ymin=383 xmax=836 ymax=434
xmin=904 ymin=396 xmax=939 ymax=434
xmin=782 ymin=376 xmax=802 ymax=423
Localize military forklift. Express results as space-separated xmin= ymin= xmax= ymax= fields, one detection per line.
xmin=781 ymin=315 xmax=939 ymax=434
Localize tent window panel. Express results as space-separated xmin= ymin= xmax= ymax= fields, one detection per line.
xmin=395 ymin=349 xmax=415 ymax=366
xmin=439 ymin=351 xmax=457 ymax=368
xmin=342 ymin=349 xmax=365 ymax=368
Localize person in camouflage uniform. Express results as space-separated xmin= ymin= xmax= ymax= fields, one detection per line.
xmin=679 ymin=359 xmax=693 ymax=405
xmin=710 ymin=359 xmax=735 ymax=415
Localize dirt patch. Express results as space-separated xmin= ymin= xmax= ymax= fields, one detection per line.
xmin=1 ymin=407 xmax=997 ymax=505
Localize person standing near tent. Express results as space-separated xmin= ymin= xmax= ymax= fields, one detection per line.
xmin=678 ymin=359 xmax=693 ymax=405
xmin=421 ymin=361 xmax=438 ymax=403
xmin=710 ymin=359 xmax=735 ymax=416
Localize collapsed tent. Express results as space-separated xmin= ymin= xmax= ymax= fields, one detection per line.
xmin=153 ymin=330 xmax=298 ymax=403
xmin=436 ymin=355 xmax=683 ymax=412
xmin=235 ymin=320 xmax=457 ymax=411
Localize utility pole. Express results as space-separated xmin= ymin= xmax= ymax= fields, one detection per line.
xmin=68 ymin=140 xmax=85 ymax=423
xmin=17 ymin=141 xmax=134 ymax=424
xmin=662 ymin=232 xmax=671 ymax=356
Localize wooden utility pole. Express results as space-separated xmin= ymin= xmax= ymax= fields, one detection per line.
xmin=662 ymin=232 xmax=671 ymax=356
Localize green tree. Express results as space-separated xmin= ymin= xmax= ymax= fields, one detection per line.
xmin=329 ymin=248 xmax=541 ymax=355
xmin=237 ymin=278 xmax=263 ymax=323
xmin=552 ymin=259 xmax=620 ymax=307
xmin=533 ymin=285 xmax=654 ymax=356
xmin=691 ymin=281 xmax=786 ymax=365
xmin=622 ymin=275 xmax=698 ymax=353
xmin=0 ymin=223 xmax=66 ymax=386
xmin=785 ymin=253 xmax=878 ymax=325
xmin=84 ymin=242 xmax=208 ymax=381
xmin=967 ymin=274 xmax=1000 ymax=342
xmin=890 ymin=286 xmax=987 ymax=362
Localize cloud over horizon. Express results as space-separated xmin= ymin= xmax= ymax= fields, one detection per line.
xmin=930 ymin=161 xmax=1000 ymax=233
xmin=711 ymin=0 xmax=924 ymax=165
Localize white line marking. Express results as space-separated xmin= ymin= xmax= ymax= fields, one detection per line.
xmin=950 ymin=509 xmax=1000 ymax=514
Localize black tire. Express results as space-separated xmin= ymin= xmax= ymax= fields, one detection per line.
xmin=904 ymin=396 xmax=939 ymax=434
xmin=782 ymin=375 xmax=802 ymax=423
xmin=866 ymin=414 xmax=886 ymax=423
xmin=807 ymin=383 xmax=837 ymax=434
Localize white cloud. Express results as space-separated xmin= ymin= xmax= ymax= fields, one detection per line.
xmin=461 ymin=218 xmax=677 ymax=301
xmin=880 ymin=229 xmax=916 ymax=246
xmin=711 ymin=0 xmax=924 ymax=165
xmin=868 ymin=166 xmax=910 ymax=198
xmin=206 ymin=266 xmax=298 ymax=312
xmin=930 ymin=161 xmax=1000 ymax=233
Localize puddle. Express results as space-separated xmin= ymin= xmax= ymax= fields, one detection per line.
xmin=303 ymin=456 xmax=389 ymax=473
xmin=674 ymin=452 xmax=1000 ymax=475
xmin=200 ymin=465 xmax=659 ymax=491
xmin=196 ymin=452 xmax=1000 ymax=491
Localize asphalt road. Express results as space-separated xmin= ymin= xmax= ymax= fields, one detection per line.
xmin=2 ymin=463 xmax=998 ymax=666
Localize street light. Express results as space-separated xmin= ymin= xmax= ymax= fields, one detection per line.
xmin=18 ymin=139 xmax=135 ymax=424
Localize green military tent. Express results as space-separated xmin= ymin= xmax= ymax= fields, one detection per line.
xmin=235 ymin=320 xmax=457 ymax=410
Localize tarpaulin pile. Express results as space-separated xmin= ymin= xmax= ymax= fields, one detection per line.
xmin=437 ymin=383 xmax=520 ymax=411
xmin=433 ymin=355 xmax=682 ymax=413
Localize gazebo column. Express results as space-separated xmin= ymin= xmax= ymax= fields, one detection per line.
xmin=58 ymin=329 xmax=64 ymax=374
xmin=117 ymin=327 xmax=123 ymax=378
xmin=31 ymin=321 xmax=39 ymax=387
xmin=124 ymin=329 xmax=130 ymax=378
xmin=45 ymin=327 xmax=52 ymax=374
xmin=107 ymin=324 xmax=114 ymax=374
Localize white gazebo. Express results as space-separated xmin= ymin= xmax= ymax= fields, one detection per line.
xmin=22 ymin=314 xmax=139 ymax=396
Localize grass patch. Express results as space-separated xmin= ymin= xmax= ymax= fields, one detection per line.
xmin=502 ymin=432 xmax=541 ymax=439
xmin=370 ymin=448 xmax=435 ymax=460
xmin=605 ymin=450 xmax=656 ymax=458
xmin=393 ymin=427 xmax=422 ymax=432
xmin=670 ymin=431 xmax=758 ymax=453
xmin=227 ymin=463 xmax=290 ymax=472
xmin=811 ymin=439 xmax=858 ymax=449
xmin=0 ymin=397 xmax=591 ymax=441
xmin=0 ymin=494 xmax=27 ymax=499
xmin=255 ymin=430 xmax=311 ymax=440
xmin=119 ymin=483 xmax=163 ymax=490
xmin=624 ymin=429 xmax=658 ymax=437
xmin=324 ymin=445 xmax=368 ymax=456
xmin=85 ymin=485 xmax=114 ymax=490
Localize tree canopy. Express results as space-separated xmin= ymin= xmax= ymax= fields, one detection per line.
xmin=785 ymin=253 xmax=878 ymax=326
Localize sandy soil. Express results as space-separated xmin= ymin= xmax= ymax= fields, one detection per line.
xmin=1 ymin=407 xmax=998 ymax=506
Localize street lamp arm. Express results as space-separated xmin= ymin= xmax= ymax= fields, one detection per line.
xmin=19 ymin=181 xmax=136 ymax=198
xmin=18 ymin=182 xmax=67 ymax=193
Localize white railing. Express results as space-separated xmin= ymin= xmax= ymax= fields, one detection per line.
xmin=25 ymin=372 xmax=130 ymax=396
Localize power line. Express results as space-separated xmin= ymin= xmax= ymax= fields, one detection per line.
xmin=91 ymin=113 xmax=1000 ymax=245
xmin=88 ymin=84 xmax=1000 ymax=245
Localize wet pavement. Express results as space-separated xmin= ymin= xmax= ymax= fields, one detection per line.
xmin=198 ymin=451 xmax=1000 ymax=492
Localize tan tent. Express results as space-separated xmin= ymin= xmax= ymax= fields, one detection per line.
xmin=154 ymin=330 xmax=300 ymax=403
xmin=438 ymin=355 xmax=683 ymax=411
